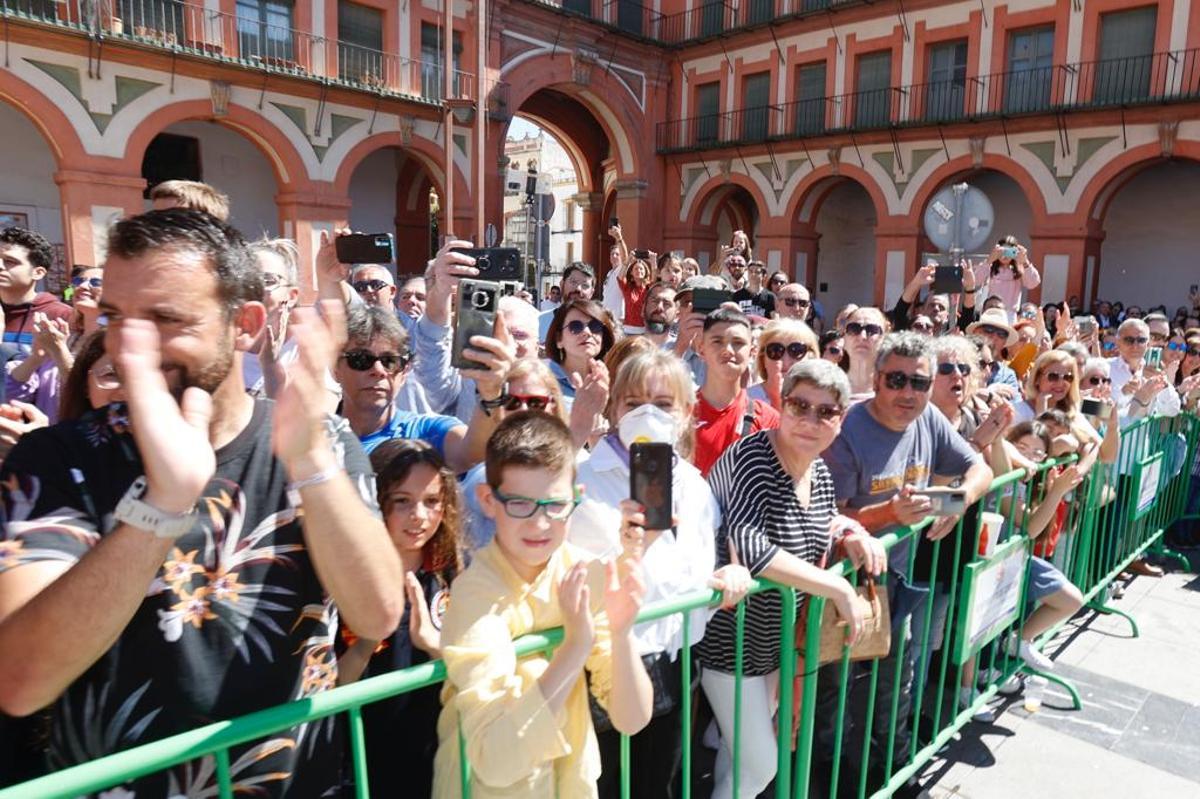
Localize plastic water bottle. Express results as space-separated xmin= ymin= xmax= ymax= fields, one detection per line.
xmin=1024 ymin=675 xmax=1048 ymax=712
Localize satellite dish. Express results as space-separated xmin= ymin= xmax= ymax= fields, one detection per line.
xmin=923 ymin=183 xmax=994 ymax=254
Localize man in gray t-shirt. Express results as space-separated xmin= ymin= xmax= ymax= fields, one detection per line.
xmin=817 ymin=333 xmax=992 ymax=787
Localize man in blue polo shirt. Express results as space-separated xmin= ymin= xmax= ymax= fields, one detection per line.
xmin=334 ymin=305 xmax=512 ymax=472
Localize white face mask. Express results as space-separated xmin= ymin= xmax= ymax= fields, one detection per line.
xmin=617 ymin=403 xmax=679 ymax=449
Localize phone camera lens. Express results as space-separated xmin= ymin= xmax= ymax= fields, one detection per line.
xmin=470 ymin=291 xmax=490 ymax=310
xmin=476 ymin=255 xmax=490 ymax=270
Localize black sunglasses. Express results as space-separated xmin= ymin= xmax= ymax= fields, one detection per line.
xmin=783 ymin=297 xmax=811 ymax=309
xmin=565 ymin=318 xmax=606 ymax=337
xmin=979 ymin=324 xmax=1010 ymax=339
xmin=1043 ymin=370 xmax=1075 ymax=384
xmin=846 ymin=322 xmax=884 ymax=337
xmin=883 ymin=371 xmax=933 ymax=392
xmin=352 ymin=279 xmax=391 ymax=294
xmin=1121 ymin=335 xmax=1149 ymax=345
xmin=1086 ymin=375 xmax=1112 ymax=386
xmin=503 ymin=393 xmax=552 ymax=412
xmin=340 ymin=349 xmax=410 ymax=374
xmin=937 ymin=362 xmax=972 ymax=377
xmin=72 ymin=276 xmax=104 ymax=288
xmin=765 ymin=342 xmax=810 ymax=361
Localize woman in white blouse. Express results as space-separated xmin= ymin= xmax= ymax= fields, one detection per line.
xmin=568 ymin=349 xmax=751 ymax=798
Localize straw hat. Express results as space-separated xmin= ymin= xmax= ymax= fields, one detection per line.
xmin=966 ymin=308 xmax=1019 ymax=347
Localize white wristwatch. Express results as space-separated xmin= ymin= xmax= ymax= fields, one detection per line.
xmin=113 ymin=476 xmax=199 ymax=539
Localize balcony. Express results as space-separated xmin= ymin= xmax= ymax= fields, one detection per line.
xmin=0 ymin=0 xmax=475 ymax=104
xmin=657 ymin=48 xmax=1200 ymax=153
xmin=519 ymin=0 xmax=867 ymax=47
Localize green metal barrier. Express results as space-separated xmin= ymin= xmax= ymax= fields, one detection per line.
xmin=3 ymin=413 xmax=1195 ymax=799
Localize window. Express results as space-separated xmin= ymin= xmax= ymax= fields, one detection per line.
xmin=855 ymin=50 xmax=892 ymax=127
xmin=338 ymin=1 xmax=383 ymax=84
xmin=142 ymin=134 xmax=202 ymax=198
xmin=118 ymin=0 xmax=184 ymax=39
xmin=741 ymin=72 xmax=772 ymax=141
xmin=1096 ymin=6 xmax=1157 ymax=104
xmin=1005 ymin=26 xmax=1054 ymax=113
xmin=616 ymin=0 xmax=642 ymax=35
xmin=562 ymin=0 xmax=591 ymax=15
xmin=700 ymin=0 xmax=724 ymax=37
xmin=745 ymin=0 xmax=774 ymax=25
xmin=793 ymin=61 xmax=826 ymax=136
xmin=924 ymin=40 xmax=968 ymax=121
xmin=421 ymin=23 xmax=464 ymax=100
xmin=237 ymin=0 xmax=294 ymax=62
xmin=695 ymin=81 xmax=721 ymax=145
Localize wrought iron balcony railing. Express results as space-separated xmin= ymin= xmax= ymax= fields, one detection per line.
xmin=1 ymin=0 xmax=475 ymax=104
xmin=657 ymin=48 xmax=1200 ymax=153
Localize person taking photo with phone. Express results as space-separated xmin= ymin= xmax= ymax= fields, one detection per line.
xmin=974 ymin=235 xmax=1041 ymax=320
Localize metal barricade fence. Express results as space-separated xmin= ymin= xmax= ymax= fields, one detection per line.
xmin=2 ymin=412 xmax=1195 ymax=799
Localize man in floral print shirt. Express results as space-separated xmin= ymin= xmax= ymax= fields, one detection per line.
xmin=0 ymin=210 xmax=404 ymax=797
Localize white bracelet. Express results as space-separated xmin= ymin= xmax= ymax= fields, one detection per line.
xmin=286 ymin=466 xmax=343 ymax=504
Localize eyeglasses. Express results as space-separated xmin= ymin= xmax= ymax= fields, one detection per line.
xmin=979 ymin=324 xmax=1010 ymax=339
xmin=1086 ymin=375 xmax=1112 ymax=386
xmin=1043 ymin=370 xmax=1075 ymax=384
xmin=782 ymin=396 xmax=844 ymax=423
xmin=1121 ymin=335 xmax=1149 ymax=345
xmin=1150 ymin=332 xmax=1169 ymax=343
xmin=490 ymin=487 xmax=581 ymax=520
xmin=352 ymin=279 xmax=391 ymax=294
xmin=845 ymin=322 xmax=884 ymax=338
xmin=503 ymin=393 xmax=552 ymax=412
xmin=980 ymin=359 xmax=996 ymax=370
xmin=565 ymin=318 xmax=606 ymax=337
xmin=882 ymin=371 xmax=933 ymax=392
xmin=764 ymin=341 xmax=810 ymax=361
xmin=90 ymin=362 xmax=120 ymax=390
xmin=1186 ymin=347 xmax=1200 ymax=358
xmin=72 ymin=276 xmax=103 ymax=289
xmin=769 ymin=277 xmax=787 ymax=286
xmin=782 ymin=297 xmax=810 ymax=309
xmin=340 ymin=349 xmax=410 ymax=374
xmin=937 ymin=362 xmax=972 ymax=377
xmin=261 ymin=273 xmax=290 ymax=290
xmin=1166 ymin=341 xmax=1187 ymax=351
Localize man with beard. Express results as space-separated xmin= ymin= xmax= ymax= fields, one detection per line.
xmin=642 ymin=282 xmax=678 ymax=349
xmin=0 ymin=210 xmax=404 ymax=797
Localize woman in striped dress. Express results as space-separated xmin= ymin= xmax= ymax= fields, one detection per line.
xmin=696 ymin=360 xmax=886 ymax=798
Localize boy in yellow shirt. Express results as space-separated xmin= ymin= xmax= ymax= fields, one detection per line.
xmin=433 ymin=412 xmax=653 ymax=797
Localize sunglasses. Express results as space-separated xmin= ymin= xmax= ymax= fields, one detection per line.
xmin=1102 ymin=341 xmax=1116 ymax=351
xmin=937 ymin=362 xmax=972 ymax=377
xmin=1187 ymin=347 xmax=1200 ymax=358
xmin=1166 ymin=341 xmax=1187 ymax=351
xmin=769 ymin=277 xmax=787 ymax=285
xmin=72 ymin=276 xmax=103 ymax=289
xmin=782 ymin=396 xmax=844 ymax=423
xmin=1121 ymin=335 xmax=1149 ymax=345
xmin=824 ymin=345 xmax=844 ymax=357
xmin=980 ymin=359 xmax=996 ymax=370
xmin=340 ymin=349 xmax=410 ymax=374
xmin=490 ymin=487 xmax=581 ymax=520
xmin=979 ymin=324 xmax=1010 ymax=339
xmin=1043 ymin=370 xmax=1075 ymax=384
xmin=352 ymin=279 xmax=391 ymax=294
xmin=783 ymin=297 xmax=811 ymax=309
xmin=883 ymin=371 xmax=933 ymax=392
xmin=845 ymin=322 xmax=884 ymax=338
xmin=504 ymin=393 xmax=552 ymax=412
xmin=1086 ymin=375 xmax=1112 ymax=386
xmin=764 ymin=342 xmax=810 ymax=361
xmin=565 ymin=318 xmax=606 ymax=337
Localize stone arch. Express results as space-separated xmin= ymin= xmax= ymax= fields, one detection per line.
xmin=904 ymin=153 xmax=1049 ymax=227
xmin=1076 ymin=140 xmax=1200 ymax=225
xmin=332 ymin=133 xmax=451 ymax=199
xmin=784 ymin=164 xmax=890 ymax=227
xmin=121 ymin=100 xmax=308 ymax=189
xmin=686 ymin=173 xmax=771 ymax=229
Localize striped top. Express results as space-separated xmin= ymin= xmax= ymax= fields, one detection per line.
xmin=697 ymin=431 xmax=836 ymax=676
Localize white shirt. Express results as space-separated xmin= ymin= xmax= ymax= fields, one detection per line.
xmin=567 ymin=436 xmax=719 ymax=659
xmin=1108 ymin=356 xmax=1181 ymax=420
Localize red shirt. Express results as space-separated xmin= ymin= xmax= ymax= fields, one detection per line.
xmin=693 ymin=389 xmax=781 ymax=477
xmin=618 ymin=277 xmax=649 ymax=328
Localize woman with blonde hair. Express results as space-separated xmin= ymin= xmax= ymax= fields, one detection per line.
xmin=1012 ymin=349 xmax=1118 ymax=468
xmin=749 ymin=317 xmax=819 ymax=409
xmin=569 ymin=348 xmax=751 ymax=797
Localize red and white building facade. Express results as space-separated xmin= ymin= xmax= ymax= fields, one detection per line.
xmin=2 ymin=0 xmax=1198 ymax=309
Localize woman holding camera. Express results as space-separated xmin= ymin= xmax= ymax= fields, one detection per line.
xmin=568 ymin=348 xmax=751 ymax=798
xmin=974 ymin=235 xmax=1041 ymax=319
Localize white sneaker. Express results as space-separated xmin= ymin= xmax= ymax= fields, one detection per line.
xmin=1111 ymin=581 xmax=1126 ymax=600
xmin=1018 ymin=640 xmax=1055 ymax=671
xmin=997 ymin=674 xmax=1024 ymax=696
xmin=959 ymin=687 xmax=996 ymax=723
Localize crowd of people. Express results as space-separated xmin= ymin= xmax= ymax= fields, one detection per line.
xmin=0 ymin=178 xmax=1198 ymax=799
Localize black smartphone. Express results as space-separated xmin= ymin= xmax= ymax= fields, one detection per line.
xmin=450 ymin=247 xmax=522 ymax=281
xmin=335 ymin=233 xmax=394 ymax=265
xmin=498 ymin=280 xmax=523 ymax=297
xmin=1080 ymin=398 xmax=1111 ymax=420
xmin=632 ymin=248 xmax=651 ymax=260
xmin=931 ymin=265 xmax=964 ymax=294
xmin=691 ymin=287 xmax=733 ymax=315
xmin=630 ymin=442 xmax=673 ymax=531
xmin=452 ymin=279 xmax=499 ymax=370
xmin=611 ymin=217 xmax=620 ymax=228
